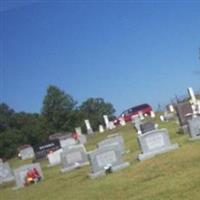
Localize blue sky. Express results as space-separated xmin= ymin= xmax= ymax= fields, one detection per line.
xmin=0 ymin=1 xmax=200 ymax=115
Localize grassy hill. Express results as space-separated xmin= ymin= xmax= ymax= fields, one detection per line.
xmin=1 ymin=118 xmax=200 ymax=200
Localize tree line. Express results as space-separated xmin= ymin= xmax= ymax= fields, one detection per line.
xmin=0 ymin=85 xmax=115 ymax=159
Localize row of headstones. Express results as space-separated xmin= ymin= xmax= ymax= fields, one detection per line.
xmin=85 ymin=110 xmax=156 ymax=135
xmin=160 ymin=87 xmax=200 ymax=140
xmin=17 ymin=132 xmax=87 ymax=161
xmin=2 ymin=123 xmax=183 ymax=189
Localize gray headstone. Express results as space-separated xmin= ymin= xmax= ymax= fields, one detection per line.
xmin=20 ymin=147 xmax=35 ymax=160
xmin=97 ymin=135 xmax=125 ymax=155
xmin=137 ymin=128 xmax=178 ymax=160
xmin=88 ymin=145 xmax=129 ymax=179
xmin=140 ymin=122 xmax=155 ymax=134
xmin=78 ymin=134 xmax=87 ymax=144
xmin=47 ymin=149 xmax=63 ymax=167
xmin=0 ymin=162 xmax=14 ymax=184
xmin=13 ymin=163 xmax=43 ymax=189
xmin=60 ymin=145 xmax=89 ymax=172
xmin=188 ymin=116 xmax=200 ymax=140
xmin=60 ymin=138 xmax=76 ymax=148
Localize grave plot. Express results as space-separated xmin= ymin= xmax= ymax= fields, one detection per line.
xmin=13 ymin=163 xmax=43 ymax=189
xmin=188 ymin=116 xmax=200 ymax=140
xmin=137 ymin=128 xmax=179 ymax=160
xmin=97 ymin=134 xmax=126 ymax=155
xmin=0 ymin=162 xmax=14 ymax=184
xmin=19 ymin=146 xmax=35 ymax=160
xmin=47 ymin=149 xmax=63 ymax=167
xmin=88 ymin=145 xmax=129 ymax=179
xmin=60 ymin=145 xmax=89 ymax=172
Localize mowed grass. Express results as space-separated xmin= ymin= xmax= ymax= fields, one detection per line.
xmin=1 ymin=118 xmax=200 ymax=200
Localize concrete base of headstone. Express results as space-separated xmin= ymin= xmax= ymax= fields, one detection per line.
xmin=138 ymin=144 xmax=178 ymax=160
xmin=188 ymin=136 xmax=200 ymax=141
xmin=137 ymin=128 xmax=179 ymax=161
xmin=88 ymin=162 xmax=129 ymax=179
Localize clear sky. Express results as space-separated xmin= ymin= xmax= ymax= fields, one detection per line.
xmin=1 ymin=0 xmax=200 ymax=115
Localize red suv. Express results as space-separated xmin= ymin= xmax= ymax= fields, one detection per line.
xmin=113 ymin=104 xmax=152 ymax=125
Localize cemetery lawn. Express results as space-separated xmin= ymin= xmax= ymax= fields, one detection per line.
xmin=1 ymin=118 xmax=200 ymax=200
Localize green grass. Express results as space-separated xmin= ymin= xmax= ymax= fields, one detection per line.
xmin=1 ymin=118 xmax=200 ymax=200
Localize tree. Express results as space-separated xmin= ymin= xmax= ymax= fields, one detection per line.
xmin=0 ymin=103 xmax=15 ymax=133
xmin=79 ymin=98 xmax=115 ymax=131
xmin=42 ymin=85 xmax=77 ymax=134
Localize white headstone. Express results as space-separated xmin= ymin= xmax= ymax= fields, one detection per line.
xmin=99 ymin=125 xmax=105 ymax=133
xmin=84 ymin=119 xmax=93 ymax=134
xmin=150 ymin=111 xmax=155 ymax=118
xmin=75 ymin=127 xmax=82 ymax=136
xmin=169 ymin=104 xmax=174 ymax=112
xmin=160 ymin=115 xmax=164 ymax=122
xmin=47 ymin=149 xmax=63 ymax=166
xmin=138 ymin=111 xmax=144 ymax=120
xmin=103 ymin=115 xmax=110 ymax=129
xmin=188 ymin=87 xmax=197 ymax=104
xmin=119 ymin=117 xmax=126 ymax=126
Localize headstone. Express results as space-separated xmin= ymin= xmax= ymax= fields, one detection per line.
xmin=169 ymin=104 xmax=175 ymax=112
xmin=132 ymin=116 xmax=142 ymax=134
xmin=103 ymin=115 xmax=110 ymax=129
xmin=164 ymin=112 xmax=175 ymax=121
xmin=60 ymin=138 xmax=76 ymax=148
xmin=137 ymin=128 xmax=178 ymax=160
xmin=138 ymin=111 xmax=144 ymax=120
xmin=75 ymin=127 xmax=82 ymax=136
xmin=88 ymin=145 xmax=129 ymax=179
xmin=13 ymin=163 xmax=43 ymax=189
xmin=99 ymin=125 xmax=105 ymax=133
xmin=188 ymin=116 xmax=200 ymax=140
xmin=150 ymin=111 xmax=155 ymax=118
xmin=188 ymin=87 xmax=197 ymax=104
xmin=160 ymin=115 xmax=164 ymax=122
xmin=19 ymin=146 xmax=35 ymax=160
xmin=0 ymin=162 xmax=14 ymax=184
xmin=78 ymin=134 xmax=87 ymax=144
xmin=84 ymin=119 xmax=93 ymax=135
xmin=108 ymin=121 xmax=116 ymax=130
xmin=97 ymin=135 xmax=125 ymax=155
xmin=60 ymin=145 xmax=89 ymax=172
xmin=47 ymin=149 xmax=63 ymax=167
xmin=34 ymin=139 xmax=61 ymax=160
xmin=119 ymin=117 xmax=126 ymax=126
xmin=140 ymin=122 xmax=155 ymax=134
xmin=175 ymin=102 xmax=193 ymax=126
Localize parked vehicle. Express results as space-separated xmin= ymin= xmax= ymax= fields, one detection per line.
xmin=113 ymin=104 xmax=152 ymax=125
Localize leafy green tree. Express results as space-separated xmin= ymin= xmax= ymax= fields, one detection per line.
xmin=42 ymin=85 xmax=77 ymax=134
xmin=0 ymin=103 xmax=15 ymax=133
xmin=79 ymin=98 xmax=115 ymax=131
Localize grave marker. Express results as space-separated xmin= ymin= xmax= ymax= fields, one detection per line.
xmin=60 ymin=145 xmax=89 ymax=172
xmin=19 ymin=146 xmax=35 ymax=160
xmin=47 ymin=149 xmax=63 ymax=167
xmin=88 ymin=145 xmax=129 ymax=179
xmin=188 ymin=116 xmax=200 ymax=140
xmin=137 ymin=128 xmax=178 ymax=160
xmin=13 ymin=163 xmax=43 ymax=189
xmin=0 ymin=162 xmax=14 ymax=184
xmin=84 ymin=119 xmax=93 ymax=135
